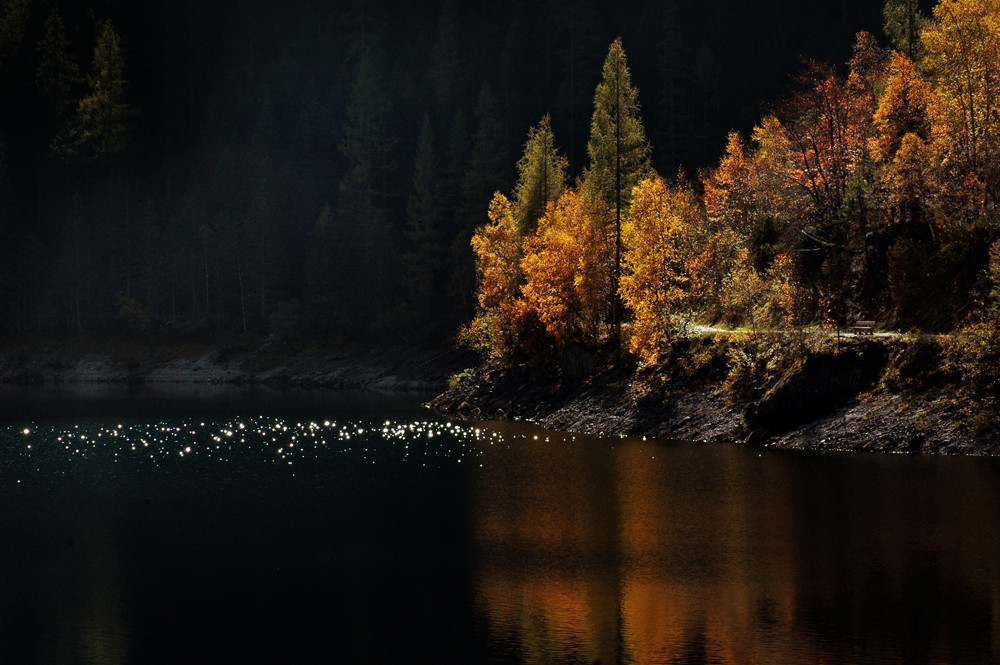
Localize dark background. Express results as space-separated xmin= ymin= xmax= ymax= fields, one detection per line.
xmin=0 ymin=0 xmax=892 ymax=343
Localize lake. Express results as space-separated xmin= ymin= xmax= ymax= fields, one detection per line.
xmin=1 ymin=388 xmax=998 ymax=664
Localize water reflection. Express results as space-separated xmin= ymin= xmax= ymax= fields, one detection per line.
xmin=472 ymin=423 xmax=1000 ymax=664
xmin=3 ymin=494 xmax=128 ymax=664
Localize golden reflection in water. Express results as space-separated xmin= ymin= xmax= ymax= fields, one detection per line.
xmin=41 ymin=498 xmax=128 ymax=665
xmin=472 ymin=424 xmax=1000 ymax=665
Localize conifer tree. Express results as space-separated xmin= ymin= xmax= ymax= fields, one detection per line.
xmin=460 ymin=82 xmax=505 ymax=227
xmin=404 ymin=113 xmax=443 ymax=332
xmin=512 ymin=114 xmax=568 ymax=235
xmin=336 ymin=42 xmax=398 ymax=334
xmin=582 ymin=38 xmax=652 ymax=335
xmin=74 ymin=20 xmax=131 ymax=162
xmin=35 ymin=6 xmax=81 ymax=122
xmin=884 ymin=0 xmax=926 ymax=61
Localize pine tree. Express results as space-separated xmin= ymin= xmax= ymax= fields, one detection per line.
xmin=582 ymin=38 xmax=652 ymax=336
xmin=336 ymin=42 xmax=398 ymax=335
xmin=0 ymin=0 xmax=30 ymax=73
xmin=35 ymin=6 xmax=82 ymax=122
xmin=404 ymin=113 xmax=443 ymax=332
xmin=74 ymin=20 xmax=131 ymax=162
xmin=512 ymin=114 xmax=568 ymax=234
xmin=431 ymin=0 xmax=466 ymax=113
xmin=460 ymin=82 xmax=505 ymax=228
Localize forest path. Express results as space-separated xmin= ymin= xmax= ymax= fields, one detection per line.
xmin=688 ymin=324 xmax=950 ymax=340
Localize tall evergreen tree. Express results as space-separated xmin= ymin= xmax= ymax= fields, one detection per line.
xmin=35 ymin=6 xmax=81 ymax=123
xmin=512 ymin=113 xmax=567 ymax=234
xmin=460 ymin=82 xmax=505 ymax=228
xmin=336 ymin=42 xmax=398 ymax=335
xmin=582 ymin=38 xmax=652 ymax=335
xmin=884 ymin=0 xmax=926 ymax=61
xmin=431 ymin=0 xmax=466 ymax=114
xmin=404 ymin=113 xmax=443 ymax=333
xmin=74 ymin=20 xmax=131 ymax=162
xmin=0 ymin=0 xmax=30 ymax=74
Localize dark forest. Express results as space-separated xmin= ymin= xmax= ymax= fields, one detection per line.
xmin=0 ymin=0 xmax=886 ymax=344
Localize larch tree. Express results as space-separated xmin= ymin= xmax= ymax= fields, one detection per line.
xmin=884 ymin=0 xmax=927 ymax=61
xmin=871 ymin=51 xmax=933 ymax=229
xmin=512 ymin=114 xmax=568 ymax=235
xmin=582 ymin=38 xmax=652 ymax=336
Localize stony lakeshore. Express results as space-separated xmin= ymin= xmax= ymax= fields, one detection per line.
xmin=427 ymin=336 xmax=1000 ymax=455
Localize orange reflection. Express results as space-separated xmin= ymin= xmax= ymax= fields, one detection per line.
xmin=472 ymin=424 xmax=1000 ymax=665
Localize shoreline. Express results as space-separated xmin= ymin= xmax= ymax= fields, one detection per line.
xmin=3 ymin=336 xmax=996 ymax=456
xmin=426 ymin=337 xmax=1000 ymax=456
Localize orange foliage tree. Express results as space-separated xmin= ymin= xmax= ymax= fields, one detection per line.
xmin=520 ymin=190 xmax=610 ymax=347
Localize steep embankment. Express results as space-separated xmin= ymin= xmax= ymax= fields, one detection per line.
xmin=427 ymin=336 xmax=1000 ymax=455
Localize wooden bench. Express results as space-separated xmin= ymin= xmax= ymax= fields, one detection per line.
xmin=851 ymin=320 xmax=876 ymax=335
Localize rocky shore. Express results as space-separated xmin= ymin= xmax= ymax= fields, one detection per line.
xmin=427 ymin=337 xmax=1000 ymax=456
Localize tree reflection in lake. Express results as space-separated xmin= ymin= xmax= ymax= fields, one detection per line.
xmin=471 ymin=421 xmax=1000 ymax=665
xmin=1 ymin=407 xmax=998 ymax=664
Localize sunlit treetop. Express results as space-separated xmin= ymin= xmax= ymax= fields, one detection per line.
xmin=512 ymin=114 xmax=568 ymax=235
xmin=583 ymin=37 xmax=652 ymax=220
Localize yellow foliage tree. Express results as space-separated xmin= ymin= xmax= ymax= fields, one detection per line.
xmin=720 ymin=247 xmax=768 ymax=336
xmin=619 ymin=177 xmax=698 ymax=365
xmin=520 ymin=190 xmax=609 ymax=347
xmin=463 ymin=192 xmax=525 ymax=358
xmin=702 ymin=132 xmax=759 ymax=236
xmin=922 ymin=0 xmax=1000 ymax=203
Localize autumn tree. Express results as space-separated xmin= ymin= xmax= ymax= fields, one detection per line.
xmin=520 ymin=189 xmax=608 ymax=348
xmin=871 ymin=51 xmax=931 ymax=162
xmin=922 ymin=0 xmax=1000 ymax=207
xmin=464 ymin=192 xmax=525 ymax=359
xmin=884 ymin=0 xmax=927 ymax=61
xmin=943 ymin=239 xmax=1000 ymax=397
xmin=619 ymin=177 xmax=697 ymax=365
xmin=582 ymin=38 xmax=652 ymax=335
xmin=512 ymin=114 xmax=568 ymax=235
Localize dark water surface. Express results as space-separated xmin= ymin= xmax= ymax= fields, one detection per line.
xmin=1 ymin=389 xmax=999 ymax=664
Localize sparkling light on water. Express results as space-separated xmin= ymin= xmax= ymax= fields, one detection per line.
xmin=1 ymin=416 xmax=526 ymax=482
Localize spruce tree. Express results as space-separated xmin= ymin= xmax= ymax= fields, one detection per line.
xmin=582 ymin=38 xmax=652 ymax=335
xmin=35 ymin=6 xmax=81 ymax=122
xmin=404 ymin=113 xmax=443 ymax=330
xmin=512 ymin=114 xmax=567 ymax=235
xmin=336 ymin=42 xmax=397 ymax=335
xmin=74 ymin=20 xmax=131 ymax=162
xmin=460 ymin=82 xmax=505 ymax=228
